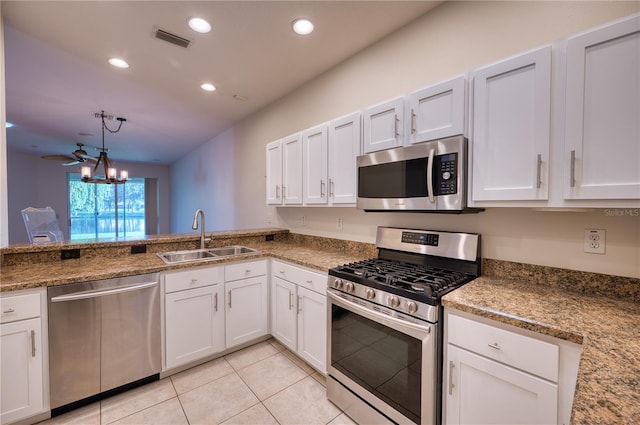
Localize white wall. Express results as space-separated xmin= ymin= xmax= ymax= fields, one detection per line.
xmin=170 ymin=1 xmax=640 ymax=278
xmin=0 ymin=13 xmax=8 ymax=246
xmin=6 ymin=149 xmax=171 ymax=244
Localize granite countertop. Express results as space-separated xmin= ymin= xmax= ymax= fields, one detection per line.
xmin=443 ymin=277 xmax=640 ymax=425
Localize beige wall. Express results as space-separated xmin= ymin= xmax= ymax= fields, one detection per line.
xmin=1 ymin=12 xmax=8 ymax=246
xmin=174 ymin=1 xmax=640 ymax=278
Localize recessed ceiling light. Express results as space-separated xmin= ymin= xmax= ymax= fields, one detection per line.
xmin=292 ymin=18 xmax=314 ymax=35
xmin=188 ymin=17 xmax=211 ymax=34
xmin=5 ymin=122 xmax=14 ymax=128
xmin=200 ymin=83 xmax=216 ymax=92
xmin=108 ymin=58 xmax=129 ymax=69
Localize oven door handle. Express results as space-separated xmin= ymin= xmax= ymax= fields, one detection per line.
xmin=328 ymin=290 xmax=432 ymax=336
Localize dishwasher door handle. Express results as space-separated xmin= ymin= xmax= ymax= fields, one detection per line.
xmin=51 ymin=281 xmax=158 ymax=302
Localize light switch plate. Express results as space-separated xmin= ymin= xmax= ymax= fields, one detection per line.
xmin=584 ymin=229 xmax=606 ymax=254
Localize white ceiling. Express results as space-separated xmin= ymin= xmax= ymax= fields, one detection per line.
xmin=2 ymin=1 xmax=439 ymax=165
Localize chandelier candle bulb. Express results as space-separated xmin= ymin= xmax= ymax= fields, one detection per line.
xmin=120 ymin=170 xmax=128 ymax=181
xmin=81 ymin=166 xmax=91 ymax=179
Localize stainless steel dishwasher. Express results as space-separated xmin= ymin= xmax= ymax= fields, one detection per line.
xmin=48 ymin=273 xmax=161 ymax=414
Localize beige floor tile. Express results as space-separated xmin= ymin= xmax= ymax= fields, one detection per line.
xmin=237 ymin=352 xmax=308 ymax=400
xmin=281 ymin=349 xmax=316 ymax=375
xmin=108 ymin=397 xmax=188 ymax=425
xmin=179 ymin=372 xmax=259 ymax=424
xmin=267 ymin=338 xmax=286 ymax=352
xmin=224 ymin=341 xmax=278 ymax=370
xmin=220 ymin=403 xmax=279 ymax=425
xmin=171 ymin=356 xmax=234 ymax=394
xmin=327 ymin=412 xmax=358 ymax=425
xmin=100 ymin=379 xmax=176 ymax=425
xmin=37 ymin=402 xmax=100 ymax=425
xmin=263 ymin=376 xmax=341 ymax=425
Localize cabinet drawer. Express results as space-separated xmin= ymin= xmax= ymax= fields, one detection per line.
xmin=0 ymin=293 xmax=41 ymax=324
xmin=225 ymin=260 xmax=267 ymax=282
xmin=272 ymin=261 xmax=326 ymax=295
xmin=448 ymin=313 xmax=559 ymax=382
xmin=164 ymin=266 xmax=223 ymax=293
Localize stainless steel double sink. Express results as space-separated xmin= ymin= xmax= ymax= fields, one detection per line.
xmin=157 ymin=246 xmax=258 ymax=264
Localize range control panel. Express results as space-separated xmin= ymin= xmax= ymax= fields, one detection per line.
xmin=401 ymin=231 xmax=439 ymax=246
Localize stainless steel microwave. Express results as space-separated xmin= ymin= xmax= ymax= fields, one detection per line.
xmin=357 ymin=135 xmax=481 ymax=213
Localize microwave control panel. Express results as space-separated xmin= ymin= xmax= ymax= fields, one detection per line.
xmin=434 ymin=153 xmax=458 ymax=195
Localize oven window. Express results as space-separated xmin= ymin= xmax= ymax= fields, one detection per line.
xmin=358 ymin=158 xmax=427 ymax=198
xmin=331 ymin=304 xmax=422 ymax=423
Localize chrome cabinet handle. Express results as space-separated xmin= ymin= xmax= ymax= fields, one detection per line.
xmin=427 ymin=149 xmax=435 ymax=203
xmin=297 ymin=296 xmax=302 ymax=314
xmin=488 ymin=342 xmax=501 ymax=350
xmin=276 ymin=185 xmax=280 ymax=199
xmin=228 ymin=290 xmax=232 ymax=308
xmin=570 ymin=150 xmax=576 ymax=188
xmin=394 ymin=114 xmax=399 ymax=137
xmin=289 ymin=291 xmax=293 ymax=310
xmin=411 ymin=109 xmax=416 ymax=134
xmin=2 ymin=308 xmax=15 ymax=314
xmin=448 ymin=361 xmax=455 ymax=395
xmin=31 ymin=330 xmax=36 ymax=357
xmin=282 ymin=185 xmax=287 ymax=200
xmin=245 ymin=269 xmax=251 ymax=273
xmin=329 ymin=179 xmax=334 ymax=198
xmin=536 ymin=154 xmax=542 ymax=189
xmin=214 ymin=292 xmax=218 ymax=312
xmin=320 ymin=180 xmax=325 ymax=197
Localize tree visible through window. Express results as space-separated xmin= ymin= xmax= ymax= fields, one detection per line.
xmin=68 ymin=173 xmax=146 ymax=240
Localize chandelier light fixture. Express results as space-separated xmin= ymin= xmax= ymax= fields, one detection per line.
xmin=81 ymin=111 xmax=128 ymax=184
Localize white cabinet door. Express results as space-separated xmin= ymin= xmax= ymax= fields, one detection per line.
xmin=165 ymin=285 xmax=224 ymax=369
xmin=296 ymin=286 xmax=326 ymax=374
xmin=564 ymin=15 xmax=640 ymax=200
xmin=282 ymin=133 xmax=303 ymax=205
xmin=471 ymin=46 xmax=552 ymax=201
xmin=363 ymin=97 xmax=404 ymax=153
xmin=446 ymin=345 xmax=558 ymax=425
xmin=407 ymin=76 xmax=466 ymax=144
xmin=0 ymin=318 xmax=43 ymax=425
xmin=225 ymin=276 xmax=268 ymax=348
xmin=271 ymin=277 xmax=297 ymax=351
xmin=302 ymin=124 xmax=329 ymax=205
xmin=328 ymin=112 xmax=361 ymax=205
xmin=266 ymin=140 xmax=282 ymax=205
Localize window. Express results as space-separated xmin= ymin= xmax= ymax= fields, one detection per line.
xmin=68 ymin=173 xmax=146 ymax=240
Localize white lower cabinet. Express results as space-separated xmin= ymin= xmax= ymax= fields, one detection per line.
xmin=444 ymin=309 xmax=581 ymax=425
xmin=164 ymin=266 xmax=225 ymax=370
xmin=270 ymin=260 xmax=327 ymax=373
xmin=224 ymin=260 xmax=269 ymax=349
xmin=0 ymin=290 xmax=46 ymax=425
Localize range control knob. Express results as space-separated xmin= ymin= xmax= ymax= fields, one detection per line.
xmin=387 ymin=296 xmax=400 ymax=308
xmin=334 ymin=279 xmax=344 ymax=289
xmin=365 ymin=288 xmax=376 ymax=299
xmin=406 ymin=301 xmax=418 ymax=314
xmin=345 ymin=282 xmax=355 ymax=293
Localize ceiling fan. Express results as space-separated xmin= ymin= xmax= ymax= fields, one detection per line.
xmin=41 ymin=143 xmax=98 ymax=166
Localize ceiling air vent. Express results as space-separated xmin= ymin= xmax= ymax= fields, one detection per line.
xmin=154 ymin=28 xmax=191 ymax=48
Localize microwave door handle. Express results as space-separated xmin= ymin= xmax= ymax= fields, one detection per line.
xmin=427 ymin=148 xmax=435 ymax=203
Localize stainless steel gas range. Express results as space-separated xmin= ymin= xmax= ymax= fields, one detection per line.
xmin=326 ymin=227 xmax=481 ymax=425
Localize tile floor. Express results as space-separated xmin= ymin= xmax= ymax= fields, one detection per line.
xmin=38 ymin=339 xmax=356 ymax=425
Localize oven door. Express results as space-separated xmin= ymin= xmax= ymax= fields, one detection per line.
xmin=327 ymin=289 xmax=438 ymax=425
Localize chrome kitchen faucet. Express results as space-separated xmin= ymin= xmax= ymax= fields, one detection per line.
xmin=192 ymin=209 xmax=207 ymax=249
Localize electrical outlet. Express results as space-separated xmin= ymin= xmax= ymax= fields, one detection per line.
xmin=300 ymin=215 xmax=306 ymax=226
xmin=266 ymin=213 xmax=273 ymax=224
xmin=584 ymin=229 xmax=606 ymax=254
xmin=337 ymin=217 xmax=344 ymax=230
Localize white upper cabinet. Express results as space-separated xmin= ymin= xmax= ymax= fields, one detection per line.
xmin=266 ymin=140 xmax=282 ymax=205
xmin=302 ymin=124 xmax=329 ymax=205
xmin=407 ymin=75 xmax=466 ymax=145
xmin=471 ymin=46 xmax=552 ymax=201
xmin=564 ymin=15 xmax=640 ymax=200
xmin=328 ymin=112 xmax=361 ymax=204
xmin=282 ymin=133 xmax=303 ymax=205
xmin=363 ymin=97 xmax=404 ymax=153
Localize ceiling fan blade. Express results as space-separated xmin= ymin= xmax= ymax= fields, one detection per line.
xmin=41 ymin=154 xmax=76 ymax=162
xmin=62 ymin=160 xmax=81 ymax=166
xmin=78 ymin=154 xmax=98 ymax=162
